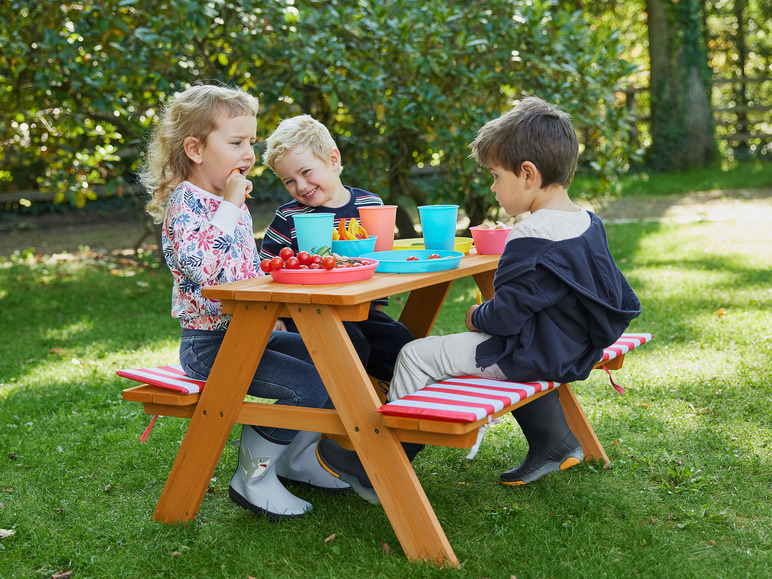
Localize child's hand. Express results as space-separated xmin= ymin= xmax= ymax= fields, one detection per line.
xmin=224 ymin=168 xmax=253 ymax=206
xmin=273 ymin=319 xmax=287 ymax=332
xmin=465 ymin=304 xmax=480 ymax=332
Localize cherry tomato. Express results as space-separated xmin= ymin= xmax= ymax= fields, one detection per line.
xmin=322 ymin=256 xmax=336 ymax=270
xmin=298 ymin=264 xmax=309 ymax=269
xmin=406 ymin=256 xmax=419 ymax=261
xmin=297 ymin=251 xmax=312 ymax=266
xmin=279 ymin=247 xmax=294 ymax=261
xmin=270 ymin=256 xmax=284 ymax=270
xmin=260 ymin=259 xmax=273 ymax=273
xmin=311 ymin=254 xmax=323 ymax=265
xmin=285 ymin=256 xmax=300 ymax=269
xmin=309 ymin=263 xmax=322 ymax=269
xmin=428 ymin=253 xmax=441 ymax=260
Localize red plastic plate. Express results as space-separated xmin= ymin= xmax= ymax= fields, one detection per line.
xmin=269 ymin=258 xmax=379 ymax=285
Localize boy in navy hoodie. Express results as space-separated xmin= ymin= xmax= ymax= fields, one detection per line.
xmin=318 ymin=97 xmax=641 ymax=502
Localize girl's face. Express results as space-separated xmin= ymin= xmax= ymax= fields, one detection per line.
xmin=273 ymin=147 xmax=349 ymax=208
xmin=186 ymin=113 xmax=257 ymax=196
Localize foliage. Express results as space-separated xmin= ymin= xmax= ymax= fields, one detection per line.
xmin=705 ymin=0 xmax=772 ymax=161
xmin=0 ymin=0 xmax=637 ymax=232
xmin=1 ymin=203 xmax=771 ymax=577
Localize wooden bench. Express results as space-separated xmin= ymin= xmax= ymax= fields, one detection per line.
xmin=120 ymin=333 xmax=652 ymax=465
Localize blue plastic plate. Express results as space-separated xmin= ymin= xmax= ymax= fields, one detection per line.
xmin=359 ymin=249 xmax=463 ymax=273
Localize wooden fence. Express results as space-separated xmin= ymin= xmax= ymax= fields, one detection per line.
xmin=619 ymin=76 xmax=772 ymax=149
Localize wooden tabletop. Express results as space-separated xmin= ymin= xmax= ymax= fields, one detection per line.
xmin=204 ymin=253 xmax=500 ymax=305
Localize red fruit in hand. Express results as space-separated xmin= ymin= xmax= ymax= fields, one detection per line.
xmin=260 ymin=259 xmax=273 ymax=273
xmin=279 ymin=247 xmax=294 ymax=261
xmin=270 ymin=256 xmax=284 ymax=270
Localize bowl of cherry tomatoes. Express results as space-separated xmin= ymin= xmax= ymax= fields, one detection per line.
xmin=260 ymin=248 xmax=379 ymax=285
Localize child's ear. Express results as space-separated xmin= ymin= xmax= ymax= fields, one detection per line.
xmin=183 ymin=136 xmax=204 ymax=164
xmin=521 ymin=161 xmax=541 ymax=189
xmin=329 ymin=148 xmax=341 ymax=170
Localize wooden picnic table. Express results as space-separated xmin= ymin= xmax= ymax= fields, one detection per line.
xmin=151 ymin=252 xmax=500 ymax=568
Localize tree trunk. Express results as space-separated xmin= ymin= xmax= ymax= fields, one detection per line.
xmin=646 ymin=0 xmax=717 ymax=170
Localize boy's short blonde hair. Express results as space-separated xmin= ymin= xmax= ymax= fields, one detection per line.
xmin=262 ymin=114 xmax=342 ymax=175
xmin=469 ymin=96 xmax=579 ymax=188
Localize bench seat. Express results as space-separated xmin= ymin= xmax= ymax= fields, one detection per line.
xmin=376 ymin=332 xmax=653 ymax=424
xmin=119 ymin=333 xmax=652 ymax=458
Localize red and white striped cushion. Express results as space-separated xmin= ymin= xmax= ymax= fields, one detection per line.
xmin=376 ymin=379 xmax=558 ymax=423
xmin=598 ymin=333 xmax=652 ymax=363
xmin=376 ymin=332 xmax=653 ymax=423
xmin=117 ymin=364 xmax=206 ymax=395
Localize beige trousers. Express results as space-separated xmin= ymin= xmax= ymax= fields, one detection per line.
xmin=387 ymin=331 xmax=508 ymax=401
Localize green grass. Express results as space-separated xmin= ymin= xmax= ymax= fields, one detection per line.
xmin=573 ymin=159 xmax=772 ymax=197
xmin=1 ymin=194 xmax=771 ymax=578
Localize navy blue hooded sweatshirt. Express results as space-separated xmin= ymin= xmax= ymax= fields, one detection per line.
xmin=471 ymin=212 xmax=641 ymax=383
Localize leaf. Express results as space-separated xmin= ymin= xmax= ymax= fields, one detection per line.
xmin=714 ymin=308 xmax=727 ymax=317
xmin=381 ymin=540 xmax=391 ymax=554
xmin=324 ymin=533 xmax=337 ymax=543
xmin=0 ymin=529 xmax=16 ymax=539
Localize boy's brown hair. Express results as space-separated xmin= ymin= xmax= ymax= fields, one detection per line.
xmin=469 ymin=96 xmax=579 ymax=188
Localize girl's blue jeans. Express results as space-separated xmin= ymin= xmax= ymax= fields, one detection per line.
xmin=179 ymin=328 xmax=332 ymax=443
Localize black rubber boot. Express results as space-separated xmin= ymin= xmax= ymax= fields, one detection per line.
xmin=501 ymin=390 xmax=583 ymax=486
xmin=316 ymin=438 xmax=424 ymax=505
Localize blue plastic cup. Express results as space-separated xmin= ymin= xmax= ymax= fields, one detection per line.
xmin=293 ymin=213 xmax=335 ymax=254
xmin=418 ymin=205 xmax=459 ymax=251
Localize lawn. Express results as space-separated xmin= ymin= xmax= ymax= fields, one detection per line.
xmin=1 ymin=182 xmax=771 ymax=578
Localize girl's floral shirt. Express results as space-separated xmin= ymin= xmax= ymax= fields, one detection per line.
xmin=163 ymin=181 xmax=262 ymax=331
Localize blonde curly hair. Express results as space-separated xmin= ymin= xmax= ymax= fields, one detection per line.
xmin=139 ymin=84 xmax=259 ymax=223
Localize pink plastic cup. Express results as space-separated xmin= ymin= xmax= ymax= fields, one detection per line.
xmin=470 ymin=226 xmax=513 ymax=255
xmin=358 ymin=205 xmax=397 ymax=252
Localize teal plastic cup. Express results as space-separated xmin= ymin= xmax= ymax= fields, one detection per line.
xmin=293 ymin=213 xmax=334 ymax=254
xmin=418 ymin=205 xmax=459 ymax=251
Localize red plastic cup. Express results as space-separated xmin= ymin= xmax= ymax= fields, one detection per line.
xmin=470 ymin=226 xmax=513 ymax=255
xmin=358 ymin=205 xmax=397 ymax=252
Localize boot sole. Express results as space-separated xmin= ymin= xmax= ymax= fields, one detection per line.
xmin=500 ymin=448 xmax=583 ymax=486
xmin=316 ymin=446 xmax=381 ymax=506
xmin=228 ymin=486 xmax=307 ymax=522
xmin=276 ymin=475 xmax=353 ymax=495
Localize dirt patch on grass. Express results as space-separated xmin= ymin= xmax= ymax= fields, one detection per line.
xmin=1 ymin=189 xmax=769 ymax=258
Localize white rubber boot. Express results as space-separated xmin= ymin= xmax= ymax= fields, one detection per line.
xmin=275 ymin=431 xmax=352 ymax=494
xmin=228 ymin=426 xmax=312 ymax=521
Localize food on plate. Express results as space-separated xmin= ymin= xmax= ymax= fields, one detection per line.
xmin=474 ymin=222 xmax=507 ymax=230
xmin=261 ymin=247 xmax=371 ymax=272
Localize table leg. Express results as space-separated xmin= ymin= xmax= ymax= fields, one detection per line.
xmin=292 ymin=303 xmax=459 ymax=568
xmin=153 ymin=302 xmax=281 ymax=523
xmin=397 ymin=281 xmax=452 ymax=339
xmin=473 ymin=270 xmax=495 ymax=301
